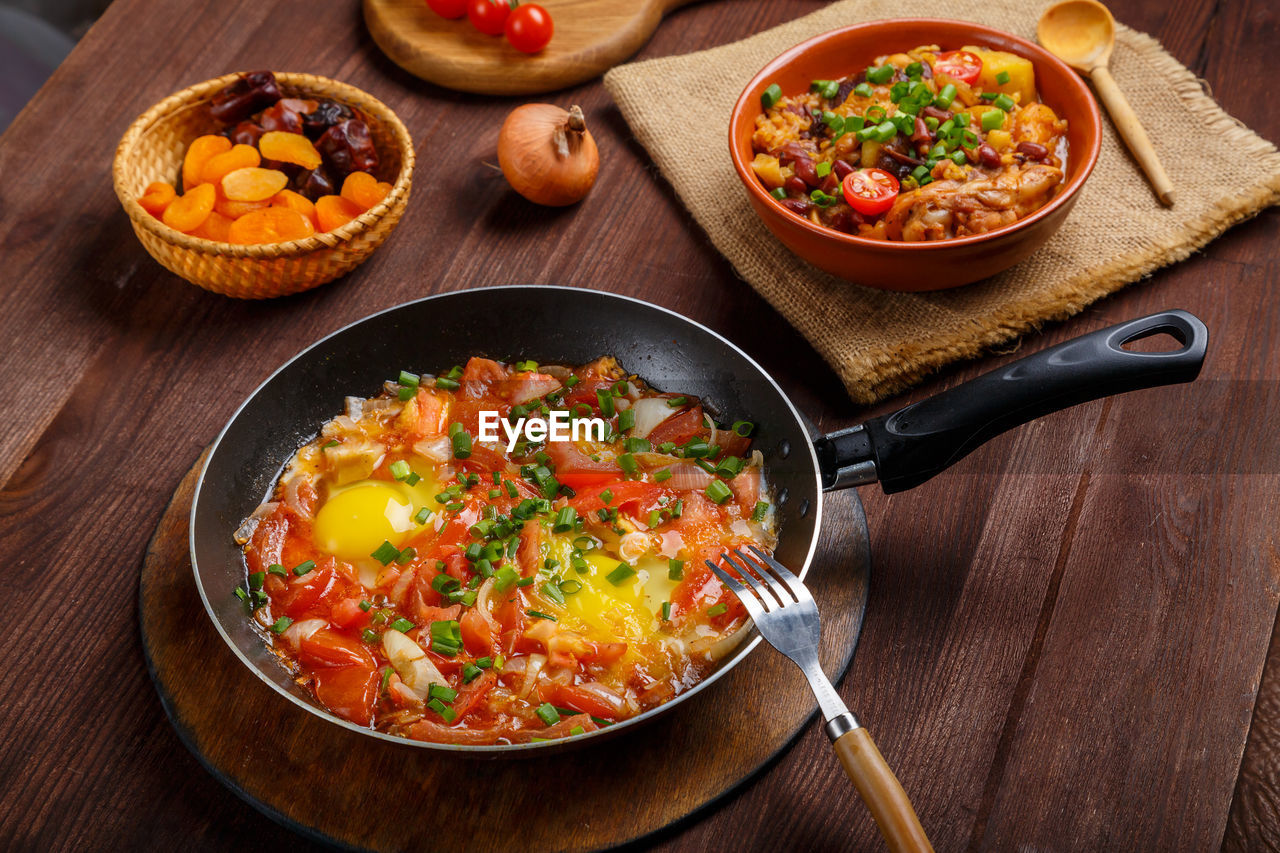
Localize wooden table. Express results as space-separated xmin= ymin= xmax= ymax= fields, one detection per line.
xmin=1 ymin=0 xmax=1275 ymax=849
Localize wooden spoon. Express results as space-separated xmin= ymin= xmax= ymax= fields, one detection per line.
xmin=1038 ymin=0 xmax=1175 ymax=205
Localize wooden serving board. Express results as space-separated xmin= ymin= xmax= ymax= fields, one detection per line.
xmin=140 ymin=453 xmax=870 ymax=850
xmin=363 ymin=0 xmax=698 ymax=95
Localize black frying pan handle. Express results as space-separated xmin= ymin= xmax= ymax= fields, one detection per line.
xmin=817 ymin=310 xmax=1208 ymax=493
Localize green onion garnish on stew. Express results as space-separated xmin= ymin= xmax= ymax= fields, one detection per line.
xmin=380 ymin=666 xmax=393 ymax=691
xmin=527 ymin=609 xmax=557 ymax=622
xmin=570 ymin=725 xmax=585 ymax=736
xmin=661 ymin=601 xmax=671 ymax=621
xmin=705 ymin=480 xmax=733 ymax=504
xmin=934 ymin=83 xmax=957 ymax=109
xmin=398 ymin=386 xmax=415 ymax=401
xmin=429 ymin=683 xmax=458 ymax=703
xmin=390 ymin=617 xmax=415 ymax=633
xmin=399 ymin=370 xmax=419 ymax=388
xmin=995 ymin=70 xmax=1011 ymax=84
xmin=596 ymin=388 xmax=615 ymax=418
xmin=606 ymin=563 xmax=635 ymax=585
xmin=653 ymin=468 xmax=672 ymax=482
xmin=536 ymin=703 xmax=561 ymax=726
xmin=599 ymin=488 xmax=613 ymax=505
xmin=666 ymin=396 xmax=687 ymax=407
xmin=731 ymin=420 xmax=754 ymax=437
xmin=429 ymin=620 xmax=463 ymax=656
xmin=462 ymin=664 xmax=483 ymax=683
xmin=234 ymin=587 xmax=248 ymax=603
xmin=362 ymin=628 xmax=378 ymax=644
xmin=267 ymin=563 xmax=287 ymax=576
xmin=752 ymin=501 xmax=771 ymax=522
xmin=494 ymin=566 xmax=519 ymax=592
xmin=292 ymin=559 xmax=316 ymax=576
xmin=389 ymin=460 xmax=411 ymax=481
xmin=476 ymin=656 xmax=493 ymax=669
xmin=396 ymin=546 xmax=416 ymax=565
xmin=433 ymin=573 xmax=461 ymax=594
xmin=981 ymin=109 xmax=1006 ymax=131
xmin=707 ymin=603 xmax=728 ymax=617
xmin=668 ymin=559 xmax=684 ymax=581
xmin=540 ymin=581 xmax=566 ymax=605
xmin=769 ymin=187 xmax=787 ymax=200
xmin=434 ymin=376 xmax=460 ymax=390
xmin=451 ymin=428 xmax=472 ymax=459
xmin=321 ymin=439 xmax=339 ymax=449
xmin=371 ymin=541 xmax=400 ymax=565
xmin=559 ymin=579 xmax=583 ymax=595
xmin=517 ymin=576 xmax=535 ymax=588
xmin=553 ymin=507 xmax=577 ymax=533
xmin=761 ymin=83 xmax=782 ymax=109
xmin=616 ymin=407 xmax=635 ymax=432
xmin=992 ymin=93 xmax=1015 ymax=113
xmin=248 ymin=571 xmax=265 ymax=590
xmin=853 ymin=82 xmax=873 ymax=98
xmin=905 ymin=61 xmax=923 ymax=77
xmin=865 ymin=64 xmax=894 ymax=84
xmin=715 ymin=456 xmax=745 ymax=478
xmin=814 ymin=161 xmax=832 ymax=179
xmin=359 ymin=599 xmax=373 ymax=612
xmin=270 ymin=616 xmax=293 ymax=634
xmin=618 ymin=453 xmax=638 ymax=475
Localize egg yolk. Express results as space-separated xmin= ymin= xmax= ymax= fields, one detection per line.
xmin=545 ymin=536 xmax=679 ymax=647
xmin=313 ymin=482 xmax=417 ymax=562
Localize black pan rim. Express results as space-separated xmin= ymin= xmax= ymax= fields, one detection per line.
xmin=190 ymin=284 xmax=826 ymax=754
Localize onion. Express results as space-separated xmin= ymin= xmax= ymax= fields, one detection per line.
xmin=663 ymin=462 xmax=715 ymax=491
xmin=658 ymin=530 xmax=684 ymax=558
xmin=280 ymin=618 xmax=326 ymax=651
xmin=233 ymin=501 xmax=277 ymax=544
xmin=413 ymin=434 xmax=452 ymax=463
xmin=344 ymin=396 xmax=364 ymax=420
xmin=498 ymin=104 xmax=599 ymax=206
xmin=619 ymin=532 xmax=652 ymax=562
xmin=474 ymin=578 xmax=500 ymax=631
xmin=628 ymin=396 xmax=678 ymax=439
xmin=282 ymin=474 xmax=314 ymax=521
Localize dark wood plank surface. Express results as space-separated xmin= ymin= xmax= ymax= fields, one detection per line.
xmin=0 ymin=0 xmax=1275 ymax=850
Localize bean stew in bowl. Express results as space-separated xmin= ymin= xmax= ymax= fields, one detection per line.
xmin=729 ymin=19 xmax=1102 ymax=290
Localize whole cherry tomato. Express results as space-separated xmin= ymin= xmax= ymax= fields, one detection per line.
xmin=426 ymin=0 xmax=468 ymax=18
xmin=504 ymin=4 xmax=553 ymax=53
xmin=841 ymin=168 xmax=900 ymax=216
xmin=932 ymin=50 xmax=983 ymax=85
xmin=467 ymin=0 xmax=510 ymax=35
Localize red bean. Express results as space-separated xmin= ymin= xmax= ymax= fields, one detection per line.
xmin=978 ymin=144 xmax=1001 ymax=168
xmin=922 ymin=105 xmax=951 ymax=121
xmin=1017 ymin=141 xmax=1049 ymax=160
xmin=779 ymin=198 xmax=812 ymax=215
xmin=792 ymin=155 xmax=819 ymax=187
xmin=819 ymin=172 xmax=839 ymax=194
xmin=784 ymin=176 xmax=808 ymax=195
xmin=832 ymin=159 xmax=854 ymax=180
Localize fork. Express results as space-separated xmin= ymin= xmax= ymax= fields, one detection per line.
xmin=708 ymin=546 xmax=934 ymax=853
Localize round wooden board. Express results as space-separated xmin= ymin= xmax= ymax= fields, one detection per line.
xmin=140 ymin=451 xmax=869 ymax=851
xmin=363 ymin=0 xmax=697 ymax=96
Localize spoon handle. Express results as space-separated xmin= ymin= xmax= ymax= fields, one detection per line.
xmin=1090 ymin=66 xmax=1175 ymax=205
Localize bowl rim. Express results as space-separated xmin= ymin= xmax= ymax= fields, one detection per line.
xmin=728 ymin=17 xmax=1103 ymax=252
xmin=112 ymin=71 xmax=415 ymax=259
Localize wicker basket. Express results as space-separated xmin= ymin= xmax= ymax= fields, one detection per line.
xmin=112 ymin=72 xmax=415 ymax=299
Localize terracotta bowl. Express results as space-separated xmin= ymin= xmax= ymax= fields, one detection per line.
xmin=728 ymin=19 xmax=1102 ymax=291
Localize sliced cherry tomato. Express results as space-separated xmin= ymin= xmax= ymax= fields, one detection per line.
xmin=467 ymin=0 xmax=509 ymax=36
xmin=504 ymin=3 xmax=553 ymax=53
xmin=932 ymin=50 xmax=983 ymax=86
xmin=841 ymin=168 xmax=900 ymax=216
xmin=426 ymin=0 xmax=469 ymax=18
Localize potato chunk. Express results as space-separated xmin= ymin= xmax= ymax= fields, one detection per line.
xmin=750 ymin=153 xmax=784 ymax=189
xmin=963 ymin=46 xmax=1036 ymax=104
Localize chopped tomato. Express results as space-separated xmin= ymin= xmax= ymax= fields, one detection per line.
xmin=408 ymin=387 xmax=448 ymax=438
xmin=645 ymin=404 xmax=706 ymax=446
xmin=579 ymin=641 xmax=627 ymax=665
xmin=460 ymin=608 xmax=495 ymax=656
xmin=549 ymin=682 xmax=626 ymax=719
xmin=246 ymin=512 xmax=288 ymax=576
xmin=543 ymin=440 xmax=622 ymax=488
xmin=562 ymin=377 xmax=615 ymax=413
xmin=842 ymin=168 xmax=899 ymax=216
xmin=277 ymin=564 xmax=340 ymax=618
xmin=717 ymin=430 xmax=752 ymax=459
xmin=313 ymin=665 xmax=379 ymax=726
xmin=570 ymin=480 xmax=666 ymax=516
xmin=330 ymin=597 xmax=371 ymax=630
xmin=933 ymin=50 xmax=983 ymax=85
xmin=299 ymin=628 xmax=375 ymax=669
xmin=451 ymin=669 xmax=499 ymax=719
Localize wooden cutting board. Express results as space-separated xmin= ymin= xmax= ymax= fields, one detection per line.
xmin=364 ymin=0 xmax=699 ymax=95
xmin=139 ymin=451 xmax=871 ymax=850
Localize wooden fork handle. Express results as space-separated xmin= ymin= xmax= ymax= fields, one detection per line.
xmin=1090 ymin=65 xmax=1175 ymax=206
xmin=833 ymin=727 xmax=934 ymax=853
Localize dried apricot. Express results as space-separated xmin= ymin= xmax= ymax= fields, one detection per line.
xmin=192 ymin=210 xmax=234 ymax=242
xmin=182 ymin=135 xmax=231 ymax=190
xmin=340 ymin=171 xmax=390 ymax=211
xmin=259 ymin=131 xmax=322 ymax=170
xmin=215 ymin=196 xmax=270 ymax=219
xmin=201 ymin=144 xmax=261 ymax=186
xmin=315 ymin=194 xmax=365 ymax=232
xmin=227 ymin=206 xmax=316 ymax=244
xmin=222 ymin=167 xmax=289 ymax=202
xmin=271 ymin=189 xmax=318 ymax=226
xmin=161 ymin=182 xmax=216 ymax=233
xmin=137 ymin=181 xmax=176 ymax=217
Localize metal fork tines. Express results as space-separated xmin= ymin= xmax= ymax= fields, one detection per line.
xmin=708 ymin=546 xmax=858 ymax=741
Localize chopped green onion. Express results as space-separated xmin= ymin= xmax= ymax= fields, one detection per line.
xmin=995 ymin=70 xmax=1011 ymax=84
xmin=714 ymin=455 xmax=745 ymax=478
xmin=595 ymin=388 xmax=615 ymax=418
xmin=292 ymin=559 xmax=315 ymax=576
xmin=953 ymin=112 xmax=970 ymax=127
xmin=540 ymin=581 xmax=565 ymax=605
xmin=451 ymin=427 xmax=472 ymax=459
xmin=934 ymin=83 xmax=957 ymax=109
xmin=362 ymin=628 xmax=378 ymax=644
xmin=618 ymin=453 xmax=638 ymax=475
xmin=389 ymin=460 xmax=411 ymax=481
xmin=247 ymin=571 xmax=265 ymax=590
xmin=761 ymin=83 xmax=782 ymax=109
xmin=661 ymin=601 xmax=671 ymax=620
xmin=370 ymin=541 xmax=400 ymax=565
xmin=911 ymin=164 xmax=931 ymax=183
xmin=476 ymin=656 xmax=493 ymax=669
xmin=992 ymin=93 xmax=1015 ymax=113
xmin=463 ymin=664 xmax=483 ymax=683
xmin=321 ymin=439 xmax=339 ymax=449
xmin=948 ymin=150 xmax=968 ymax=166
xmin=434 ymin=377 xmax=460 ymax=390
xmin=731 ymin=420 xmax=754 ymax=437
xmin=570 ymin=725 xmax=585 ymax=736
xmin=398 ymin=385 xmax=416 ymax=401
xmin=536 ymin=703 xmax=561 ymax=726
xmin=380 ymin=666 xmax=393 ymax=691
xmin=267 ymin=563 xmax=287 ymax=576
xmin=707 ymin=603 xmax=728 ymax=617
xmin=429 ymin=620 xmax=463 ymax=656
xmin=752 ymin=501 xmax=771 ymax=522
xmin=853 ymin=82 xmax=874 ymax=98
xmin=427 ymin=698 xmax=456 ymax=722
xmin=527 ymin=609 xmax=557 ymax=621
xmin=866 ymin=65 xmax=894 ymax=84
xmin=559 ymin=579 xmax=583 ymax=595
xmin=359 ymin=599 xmax=373 ymax=612
xmin=234 ymin=587 xmax=248 ymax=602
xmin=705 ymin=480 xmax=733 ymax=505
xmin=666 ymin=396 xmax=687 ymax=408
xmin=429 ymin=683 xmax=458 ymax=703
xmin=517 ymin=576 xmax=535 ymax=588
xmin=815 ymin=161 xmax=832 ymax=178
xmin=270 ymin=616 xmax=293 ymax=634
xmin=623 ymin=437 xmax=650 ymax=454
xmin=494 ymin=566 xmax=519 ymax=592
xmin=599 ymin=488 xmax=613 ymax=505
xmin=668 ymin=559 xmax=684 ymax=581
xmin=390 ymin=617 xmax=415 ymax=633
xmin=654 ymin=468 xmax=673 ymax=482
xmin=981 ymin=109 xmax=1006 ymax=131
xmin=905 ymin=61 xmax=923 ymax=78
xmin=396 ymin=546 xmax=416 ymax=565
xmin=432 ymin=573 xmax=461 ymax=594
xmin=552 ymin=506 xmax=577 ymax=533
xmin=606 ymin=563 xmax=635 ymax=585
xmin=616 ymin=408 xmax=636 ymax=432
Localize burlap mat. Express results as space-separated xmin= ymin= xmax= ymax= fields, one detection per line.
xmin=604 ymin=0 xmax=1280 ymax=404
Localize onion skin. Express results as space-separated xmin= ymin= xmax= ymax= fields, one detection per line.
xmin=498 ymin=104 xmax=599 ymax=206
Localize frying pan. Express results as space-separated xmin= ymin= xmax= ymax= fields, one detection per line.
xmin=191 ymin=285 xmax=1206 ymax=754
